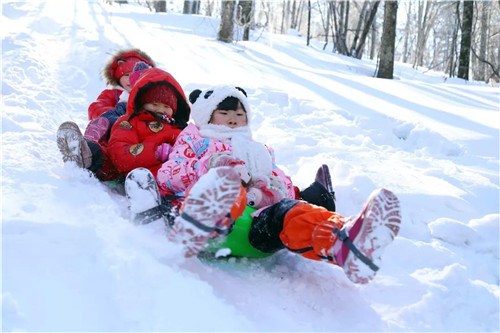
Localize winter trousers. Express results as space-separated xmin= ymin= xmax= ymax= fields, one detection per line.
xmin=248 ymin=199 xmax=345 ymax=264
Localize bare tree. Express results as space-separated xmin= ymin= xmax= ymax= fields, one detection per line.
xmin=446 ymin=2 xmax=461 ymax=77
xmin=332 ymin=1 xmax=349 ymax=55
xmin=369 ymin=18 xmax=377 ymax=60
xmin=306 ymin=0 xmax=312 ymax=45
xmin=401 ymin=1 xmax=412 ymax=63
xmin=354 ymin=1 xmax=380 ymax=59
xmin=377 ymin=0 xmax=398 ymax=79
xmin=204 ymin=0 xmax=215 ymax=16
xmin=413 ymin=1 xmax=441 ymax=68
xmin=183 ymin=0 xmax=190 ymax=14
xmin=458 ymin=0 xmax=473 ymax=80
xmin=350 ymin=1 xmax=369 ymax=55
xmin=218 ymin=0 xmax=236 ymax=43
xmin=154 ymin=0 xmax=166 ymax=12
xmin=237 ymin=0 xmax=253 ymax=41
xmin=193 ymin=0 xmax=200 ymax=14
xmin=475 ymin=1 xmax=489 ymax=81
xmin=317 ymin=0 xmax=331 ymax=50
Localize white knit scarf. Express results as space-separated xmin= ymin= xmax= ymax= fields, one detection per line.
xmin=199 ymin=124 xmax=272 ymax=178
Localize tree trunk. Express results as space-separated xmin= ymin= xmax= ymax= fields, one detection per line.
xmin=476 ymin=1 xmax=489 ymax=81
xmin=307 ymin=0 xmax=311 ymax=46
xmin=458 ymin=0 xmax=473 ymax=80
xmin=447 ymin=1 xmax=460 ymax=77
xmin=183 ymin=0 xmax=190 ymax=14
xmin=281 ymin=0 xmax=286 ymax=34
xmin=291 ymin=0 xmax=298 ymax=29
xmin=350 ymin=1 xmax=368 ymax=56
xmin=193 ymin=0 xmax=200 ymax=14
xmin=155 ymin=0 xmax=166 ymax=12
xmin=336 ymin=1 xmax=348 ymax=55
xmin=204 ymin=0 xmax=214 ymax=16
xmin=377 ymin=0 xmax=397 ymax=79
xmin=355 ymin=1 xmax=380 ymax=59
xmin=218 ymin=0 xmax=235 ymax=43
xmin=402 ymin=1 xmax=412 ymax=63
xmin=323 ymin=1 xmax=331 ymax=50
xmin=370 ymin=19 xmax=377 ymax=60
xmin=238 ymin=0 xmax=253 ymax=41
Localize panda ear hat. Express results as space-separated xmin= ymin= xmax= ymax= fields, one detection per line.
xmin=189 ymin=86 xmax=252 ymax=127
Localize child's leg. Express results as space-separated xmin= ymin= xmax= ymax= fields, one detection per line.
xmin=249 ymin=199 xmax=343 ymax=259
xmin=93 ymin=144 xmax=121 ymax=181
xmin=330 ymin=189 xmax=401 ymax=283
xmin=170 ymin=167 xmax=244 ymax=257
xmin=57 ymin=122 xmax=120 ymax=181
xmin=57 ymin=121 xmax=92 ymax=169
xmin=84 ymin=117 xmax=110 ymax=143
xmin=125 ymin=167 xmax=176 ymax=226
xmin=299 ymin=164 xmax=336 ymax=211
xmin=251 ymin=189 xmax=401 ymax=284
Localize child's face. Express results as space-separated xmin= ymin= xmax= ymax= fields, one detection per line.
xmin=210 ymin=103 xmax=247 ymax=128
xmin=119 ymin=74 xmax=132 ymax=92
xmin=143 ymin=102 xmax=174 ymax=116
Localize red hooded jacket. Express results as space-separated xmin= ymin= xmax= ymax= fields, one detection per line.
xmin=108 ymin=68 xmax=190 ymax=178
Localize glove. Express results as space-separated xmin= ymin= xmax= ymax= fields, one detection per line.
xmin=101 ymin=102 xmax=127 ymax=125
xmin=208 ymin=153 xmax=251 ymax=184
xmin=114 ymin=102 xmax=127 ymax=115
xmin=155 ymin=143 xmax=172 ymax=162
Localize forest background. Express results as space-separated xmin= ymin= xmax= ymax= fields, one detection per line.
xmin=122 ymin=0 xmax=500 ymax=84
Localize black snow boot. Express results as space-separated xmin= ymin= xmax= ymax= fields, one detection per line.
xmin=299 ymin=164 xmax=336 ymax=212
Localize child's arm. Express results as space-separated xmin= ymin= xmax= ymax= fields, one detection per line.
xmin=88 ymin=89 xmax=123 ymax=120
xmin=266 ymin=145 xmax=296 ymax=199
xmin=157 ymin=127 xmax=216 ymax=195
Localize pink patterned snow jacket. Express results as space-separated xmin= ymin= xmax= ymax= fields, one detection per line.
xmin=156 ymin=123 xmax=295 ymax=200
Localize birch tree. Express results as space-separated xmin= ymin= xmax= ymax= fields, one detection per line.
xmin=218 ymin=0 xmax=236 ymax=43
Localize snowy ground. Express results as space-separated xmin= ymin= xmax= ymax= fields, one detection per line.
xmin=2 ymin=1 xmax=499 ymax=332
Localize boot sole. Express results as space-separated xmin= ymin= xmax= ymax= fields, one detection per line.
xmin=173 ymin=167 xmax=241 ymax=257
xmin=125 ymin=167 xmax=162 ymax=215
xmin=57 ymin=121 xmax=91 ymax=168
xmin=343 ymin=189 xmax=401 ymax=284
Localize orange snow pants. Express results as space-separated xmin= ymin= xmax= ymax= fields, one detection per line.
xmin=248 ymin=199 xmax=345 ymax=264
xmin=279 ymin=201 xmax=345 ymax=263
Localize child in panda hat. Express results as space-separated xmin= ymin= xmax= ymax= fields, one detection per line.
xmin=156 ymin=86 xmax=293 ymax=207
xmin=126 ymin=86 xmax=402 ymax=285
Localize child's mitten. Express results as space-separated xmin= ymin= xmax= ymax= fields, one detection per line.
xmin=246 ymin=175 xmax=286 ymax=209
xmin=208 ymin=152 xmax=251 ymax=184
xmin=155 ymin=143 xmax=172 ymax=162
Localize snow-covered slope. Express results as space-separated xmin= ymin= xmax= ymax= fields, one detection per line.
xmin=2 ymin=1 xmax=499 ymax=331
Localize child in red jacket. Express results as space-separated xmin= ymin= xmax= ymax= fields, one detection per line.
xmin=107 ymin=67 xmax=190 ymax=186
xmin=88 ymin=48 xmax=155 ymax=121
xmin=56 ymin=49 xmax=155 ymax=181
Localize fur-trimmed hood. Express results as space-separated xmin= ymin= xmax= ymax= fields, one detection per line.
xmin=102 ymin=48 xmax=155 ymax=87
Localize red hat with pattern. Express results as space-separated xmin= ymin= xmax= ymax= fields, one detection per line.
xmin=139 ymin=84 xmax=178 ymax=114
xmin=103 ymin=48 xmax=155 ymax=86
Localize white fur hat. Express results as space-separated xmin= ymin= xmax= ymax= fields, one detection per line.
xmin=188 ymin=86 xmax=251 ymax=127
